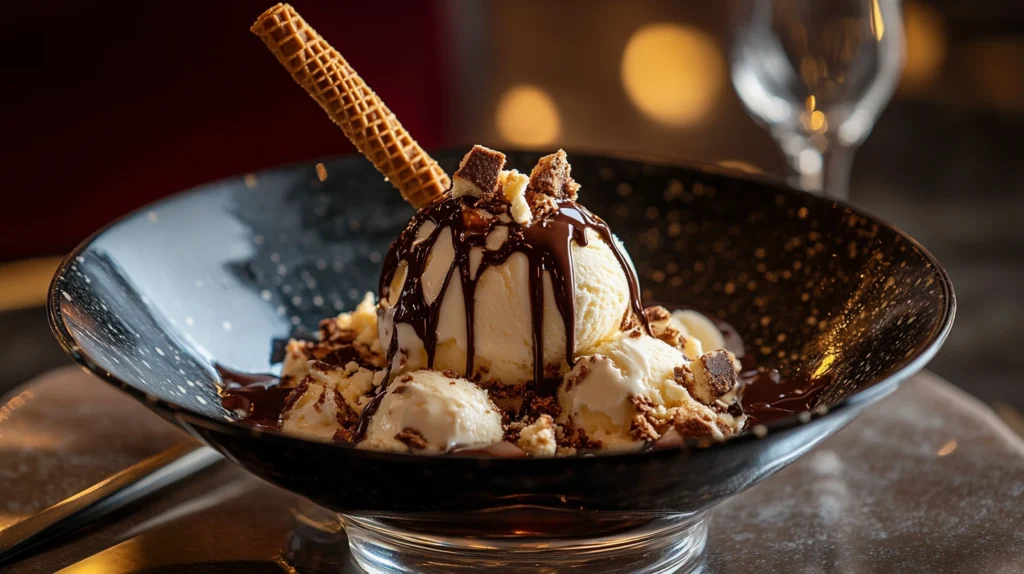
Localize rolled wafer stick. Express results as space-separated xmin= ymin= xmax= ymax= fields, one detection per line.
xmin=251 ymin=3 xmax=450 ymax=208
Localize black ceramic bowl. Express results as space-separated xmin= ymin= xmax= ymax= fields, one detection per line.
xmin=49 ymin=150 xmax=953 ymax=515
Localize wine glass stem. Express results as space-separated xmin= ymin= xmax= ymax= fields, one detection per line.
xmin=783 ymin=138 xmax=855 ymax=200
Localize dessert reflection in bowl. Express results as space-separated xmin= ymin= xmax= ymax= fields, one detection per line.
xmin=47 ymin=4 xmax=955 ymax=574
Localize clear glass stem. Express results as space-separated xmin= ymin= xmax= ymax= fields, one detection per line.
xmin=780 ymin=134 xmax=856 ymax=200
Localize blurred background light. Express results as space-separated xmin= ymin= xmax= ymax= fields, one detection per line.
xmin=899 ymin=0 xmax=947 ymax=94
xmin=968 ymin=39 xmax=1024 ymax=112
xmin=495 ymin=84 xmax=561 ymax=146
xmin=621 ymin=23 xmax=725 ymax=127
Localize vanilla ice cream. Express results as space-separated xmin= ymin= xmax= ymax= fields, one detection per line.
xmin=280 ymin=360 xmax=384 ymax=442
xmin=559 ymin=330 xmax=740 ymax=449
xmin=377 ymin=147 xmax=646 ymax=387
xmin=360 ymin=369 xmax=504 ymax=453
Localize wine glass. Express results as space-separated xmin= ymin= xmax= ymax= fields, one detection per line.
xmin=730 ymin=0 xmax=906 ymax=199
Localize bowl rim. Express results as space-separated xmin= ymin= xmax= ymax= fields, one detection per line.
xmin=47 ymin=149 xmax=957 ymax=463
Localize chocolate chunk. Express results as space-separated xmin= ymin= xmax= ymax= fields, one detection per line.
xmin=452 ymin=145 xmax=506 ymax=198
xmin=689 ymin=350 xmax=738 ymax=404
xmin=527 ymin=150 xmax=579 ymax=200
xmin=395 ymin=428 xmax=429 ymax=450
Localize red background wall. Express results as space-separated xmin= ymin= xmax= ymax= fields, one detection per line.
xmin=2 ymin=1 xmax=449 ymax=260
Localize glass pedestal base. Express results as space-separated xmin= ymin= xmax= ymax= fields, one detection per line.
xmin=342 ymin=508 xmax=708 ymax=574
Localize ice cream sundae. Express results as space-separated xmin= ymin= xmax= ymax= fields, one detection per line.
xmin=228 ymin=4 xmax=746 ymax=456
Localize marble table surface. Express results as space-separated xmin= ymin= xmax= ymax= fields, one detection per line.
xmin=2 ymin=367 xmax=1022 ymax=573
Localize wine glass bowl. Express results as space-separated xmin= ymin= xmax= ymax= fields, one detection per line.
xmin=730 ymin=0 xmax=906 ymax=197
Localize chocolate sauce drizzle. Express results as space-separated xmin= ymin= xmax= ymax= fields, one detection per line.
xmin=215 ymin=363 xmax=289 ymax=430
xmin=353 ymin=196 xmax=651 ymax=441
xmin=710 ymin=317 xmax=831 ymax=425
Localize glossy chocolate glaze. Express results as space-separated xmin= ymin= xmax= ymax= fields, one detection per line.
xmin=355 ymin=195 xmax=651 ymax=441
xmin=215 ymin=363 xmax=288 ymax=430
xmin=711 ymin=317 xmax=830 ymax=425
xmin=377 ymin=196 xmax=649 ymax=380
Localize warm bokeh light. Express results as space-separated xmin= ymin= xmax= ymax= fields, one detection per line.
xmin=968 ymin=39 xmax=1024 ymax=112
xmin=0 ymin=257 xmax=62 ymax=311
xmin=495 ymin=84 xmax=561 ymax=146
xmin=621 ymin=23 xmax=725 ymax=127
xmin=900 ymin=0 xmax=947 ymax=93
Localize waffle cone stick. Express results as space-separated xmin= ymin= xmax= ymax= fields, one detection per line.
xmin=250 ymin=3 xmax=450 ymax=209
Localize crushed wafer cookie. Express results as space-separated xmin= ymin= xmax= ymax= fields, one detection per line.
xmin=669 ymin=411 xmax=720 ymax=438
xmin=563 ymin=361 xmax=591 ymax=392
xmin=480 ymin=380 xmax=528 ymax=400
xmin=523 ymin=392 xmax=562 ymax=419
xmin=395 ymin=428 xmax=429 ymax=450
xmin=527 ymin=192 xmax=560 ymax=219
xmin=528 ymin=150 xmax=579 ymax=200
xmin=442 ymin=369 xmax=460 ymax=378
xmin=557 ymin=420 xmax=602 ymax=450
xmin=333 ymin=426 xmax=354 ymax=443
xmin=628 ymin=395 xmax=727 ymax=442
xmin=500 ymin=169 xmax=532 ymax=224
xmin=645 ymin=305 xmax=672 ymax=323
xmin=518 ymin=414 xmax=558 ymax=456
xmin=689 ymin=349 xmax=739 ymax=404
xmin=631 ymin=412 xmax=660 ymax=441
xmin=452 ymin=145 xmax=506 ymax=199
xmin=646 ymin=305 xmax=684 ymax=348
xmin=673 ymin=365 xmax=697 ymax=394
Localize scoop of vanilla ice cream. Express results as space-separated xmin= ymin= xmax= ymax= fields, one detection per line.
xmin=380 ymin=223 xmax=633 ymax=384
xmin=558 ymin=334 xmax=686 ymax=450
xmin=361 ymin=369 xmax=504 ymax=453
xmin=280 ymin=361 xmax=384 ymax=443
xmin=281 ymin=339 xmax=313 ymax=385
xmin=280 ymin=381 xmax=346 ymax=442
xmin=559 ymin=332 xmax=730 ymax=449
xmin=337 ymin=292 xmax=384 ymax=357
xmin=672 ymin=309 xmax=726 ymax=359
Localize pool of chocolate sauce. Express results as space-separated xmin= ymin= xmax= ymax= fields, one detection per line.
xmin=217 ymin=311 xmax=832 ymax=448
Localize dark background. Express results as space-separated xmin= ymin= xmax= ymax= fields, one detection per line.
xmin=2 ymin=0 xmax=1022 ymax=410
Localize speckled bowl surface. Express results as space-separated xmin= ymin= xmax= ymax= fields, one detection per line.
xmin=48 ymin=149 xmax=954 ymax=514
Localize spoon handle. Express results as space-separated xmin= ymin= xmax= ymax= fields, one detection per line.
xmin=0 ymin=442 xmax=222 ymax=564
